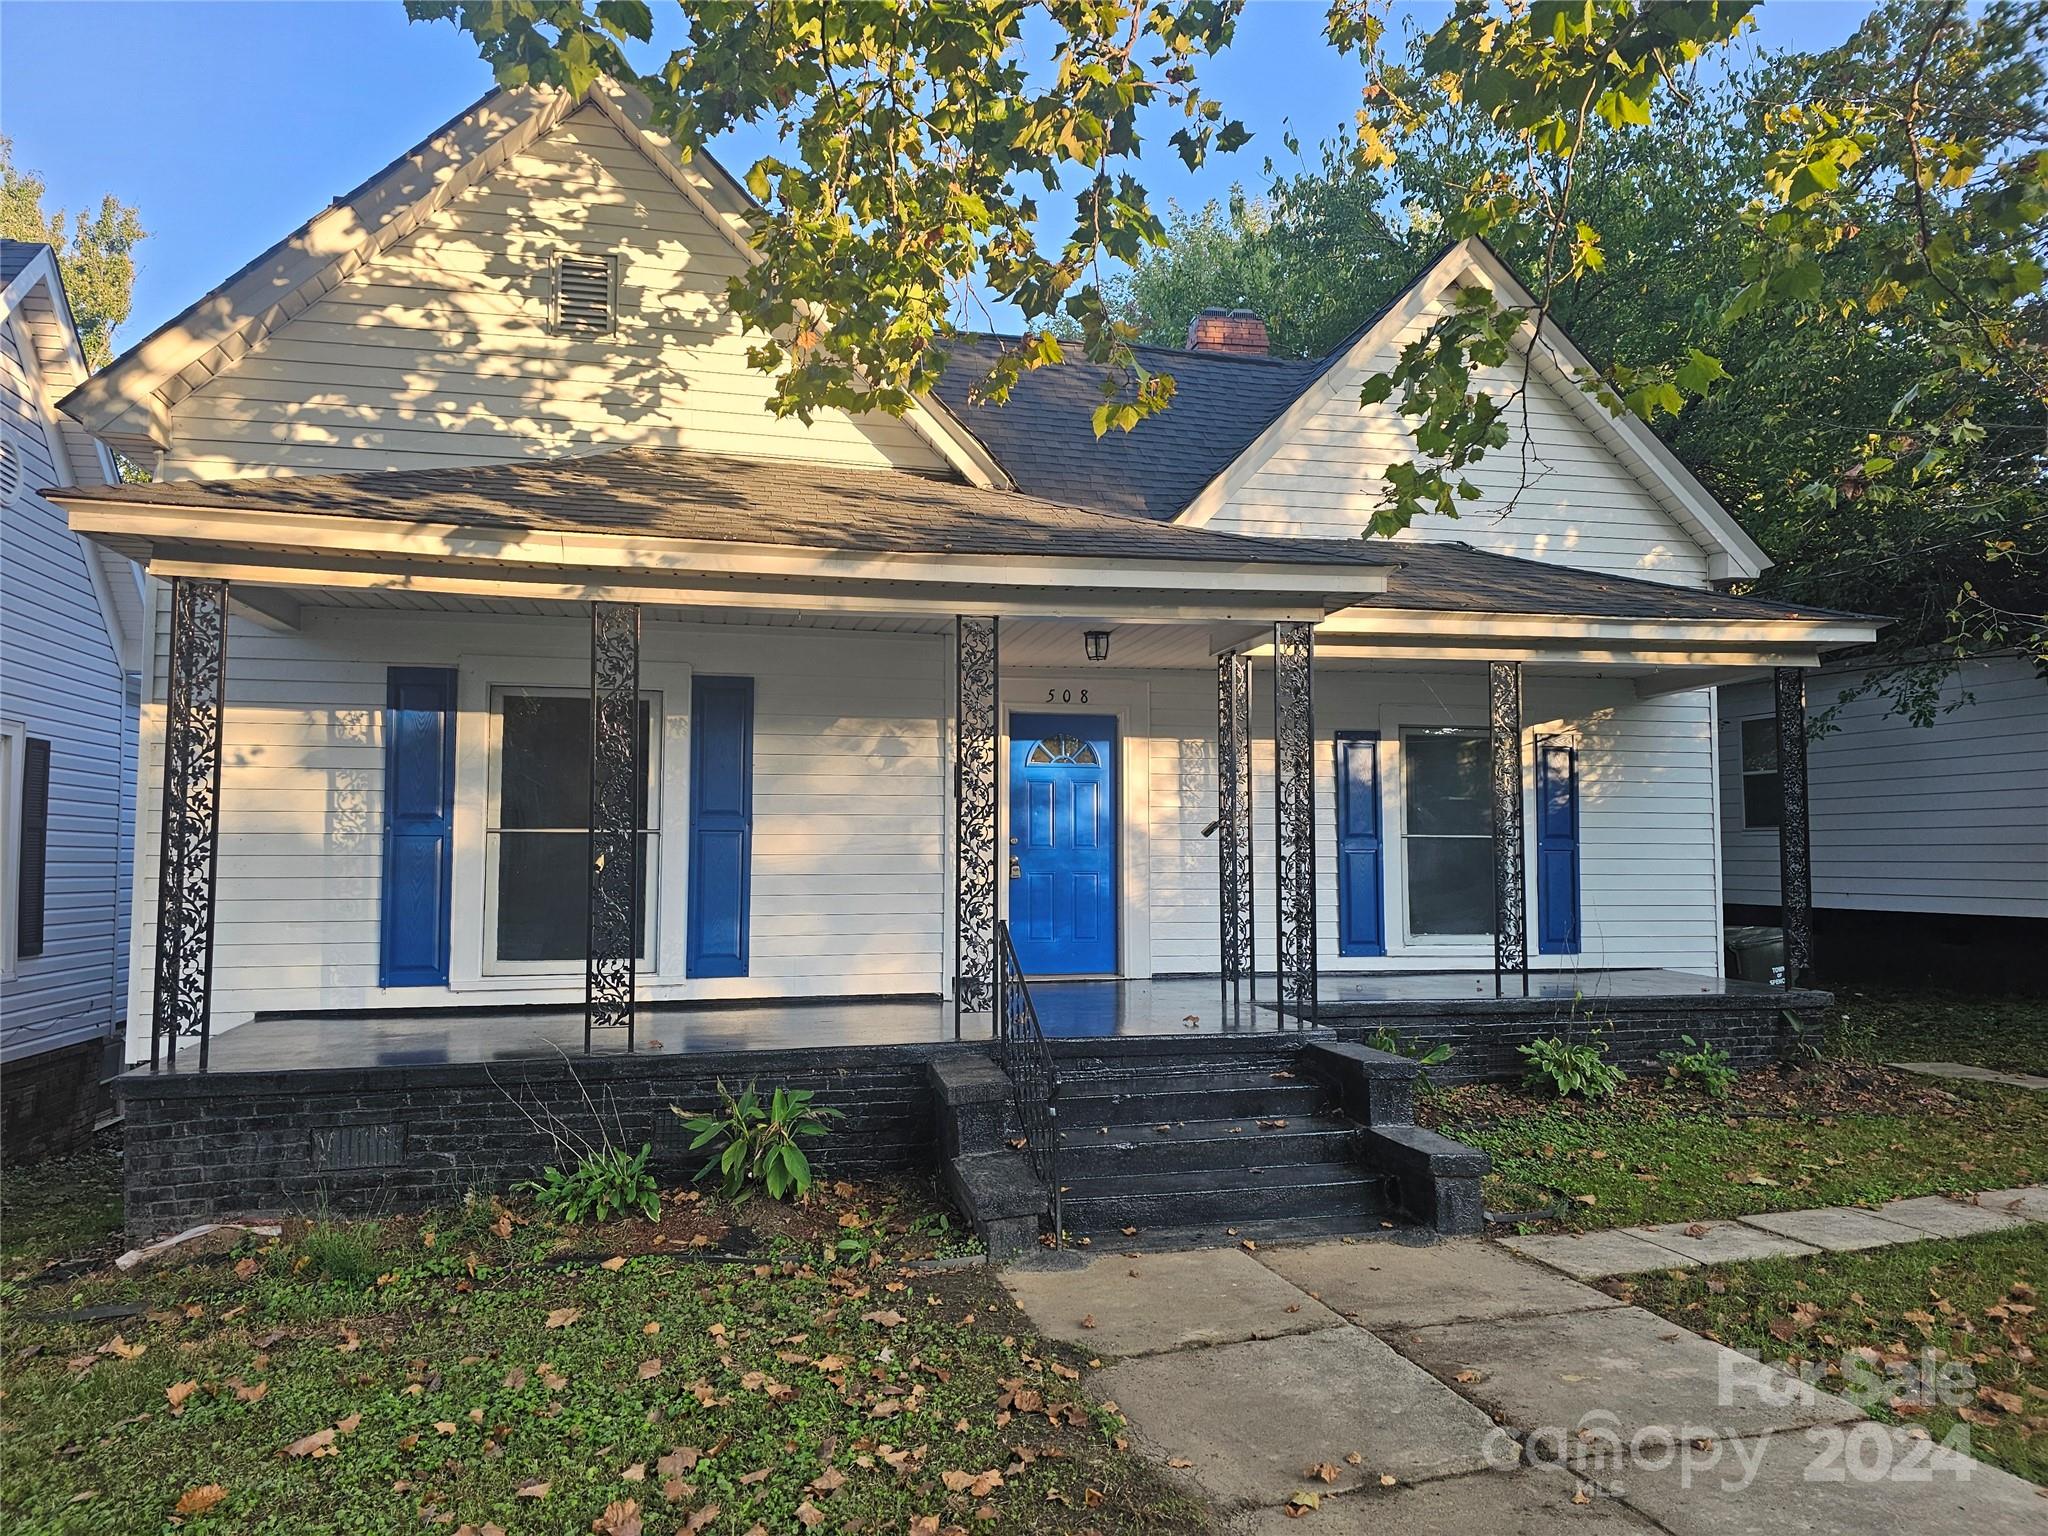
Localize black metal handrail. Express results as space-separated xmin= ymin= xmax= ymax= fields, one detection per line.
xmin=995 ymin=921 xmax=1061 ymax=1245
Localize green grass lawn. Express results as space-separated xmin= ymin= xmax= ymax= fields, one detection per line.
xmin=0 ymin=1134 xmax=124 ymax=1272
xmin=1423 ymin=1060 xmax=2048 ymax=1231
xmin=1621 ymin=1225 xmax=2048 ymax=1486
xmin=1824 ymin=986 xmax=2048 ymax=1078
xmin=0 ymin=1158 xmax=1209 ymax=1536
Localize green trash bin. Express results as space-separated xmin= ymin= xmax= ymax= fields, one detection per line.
xmin=1725 ymin=925 xmax=1787 ymax=987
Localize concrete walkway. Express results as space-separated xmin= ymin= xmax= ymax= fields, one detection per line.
xmin=1500 ymin=1185 xmax=2048 ymax=1280
xmin=1004 ymin=1204 xmax=2048 ymax=1532
xmin=1891 ymin=1060 xmax=2048 ymax=1091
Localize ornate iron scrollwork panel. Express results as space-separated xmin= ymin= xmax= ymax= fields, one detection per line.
xmin=954 ymin=617 xmax=999 ymax=1024
xmin=1216 ymin=651 xmax=1255 ymax=997
xmin=152 ymin=577 xmax=229 ymax=1070
xmin=1490 ymin=660 xmax=1527 ymax=977
xmin=1775 ymin=667 xmax=1813 ymax=985
xmin=1272 ymin=622 xmax=1317 ymax=1020
xmin=586 ymin=601 xmax=641 ymax=1047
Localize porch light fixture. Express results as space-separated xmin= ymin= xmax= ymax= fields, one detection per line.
xmin=1084 ymin=629 xmax=1112 ymax=662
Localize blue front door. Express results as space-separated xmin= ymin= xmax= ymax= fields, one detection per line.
xmin=1008 ymin=712 xmax=1117 ymax=975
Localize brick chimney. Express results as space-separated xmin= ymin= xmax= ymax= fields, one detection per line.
xmin=1185 ymin=307 xmax=1269 ymax=356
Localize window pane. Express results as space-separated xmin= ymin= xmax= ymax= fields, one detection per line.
xmin=1404 ymin=733 xmax=1490 ymax=837
xmin=495 ymin=831 xmax=655 ymax=961
xmin=1743 ymin=772 xmax=1783 ymax=830
xmin=499 ymin=694 xmax=654 ymax=829
xmin=1740 ymin=718 xmax=1778 ymax=774
xmin=1408 ymin=837 xmax=1494 ymax=936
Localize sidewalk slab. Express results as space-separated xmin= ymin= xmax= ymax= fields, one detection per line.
xmin=1229 ymin=1465 xmax=1660 ymax=1533
xmin=1584 ymin=1424 xmax=2048 ymax=1534
xmin=1737 ymin=1206 xmax=1929 ymax=1253
xmin=1891 ymin=1060 xmax=2048 ymax=1092
xmin=1500 ymin=1228 xmax=1701 ymax=1280
xmin=1962 ymin=1185 xmax=2048 ymax=1222
xmin=1625 ymin=1220 xmax=1821 ymax=1267
xmin=1095 ymin=1326 xmax=1498 ymax=1510
xmin=1003 ymin=1246 xmax=1342 ymax=1357
xmin=1877 ymin=1194 xmax=2032 ymax=1240
xmin=1253 ymin=1237 xmax=1623 ymax=1330
xmin=1394 ymin=1305 xmax=1864 ymax=1446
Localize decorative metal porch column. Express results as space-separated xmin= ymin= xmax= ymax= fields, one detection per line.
xmin=1774 ymin=667 xmax=1814 ymax=985
xmin=1216 ymin=651 xmax=1255 ymax=1003
xmin=586 ymin=600 xmax=642 ymax=1049
xmin=1489 ymin=660 xmax=1527 ymax=980
xmin=1272 ymin=622 xmax=1318 ymax=1021
xmin=954 ymin=616 xmax=999 ymax=1031
xmin=151 ymin=577 xmax=229 ymax=1071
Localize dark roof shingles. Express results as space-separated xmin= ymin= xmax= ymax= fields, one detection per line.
xmin=0 ymin=239 xmax=50 ymax=285
xmin=929 ymin=335 xmax=1323 ymax=523
xmin=65 ymin=445 xmax=1393 ymax=570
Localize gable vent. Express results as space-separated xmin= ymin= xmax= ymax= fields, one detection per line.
xmin=0 ymin=431 xmax=22 ymax=502
xmin=553 ymin=252 xmax=617 ymax=337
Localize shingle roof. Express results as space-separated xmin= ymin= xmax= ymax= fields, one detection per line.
xmin=928 ymin=335 xmax=1324 ymax=522
xmin=56 ymin=445 xmax=1396 ymax=570
xmin=0 ymin=240 xmax=50 ymax=285
xmin=1361 ymin=541 xmax=1873 ymax=624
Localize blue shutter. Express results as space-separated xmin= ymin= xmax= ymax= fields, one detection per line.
xmin=1334 ymin=732 xmax=1385 ymax=957
xmin=688 ymin=676 xmax=754 ymax=978
xmin=380 ymin=668 xmax=456 ymax=986
xmin=1536 ymin=739 xmax=1581 ymax=955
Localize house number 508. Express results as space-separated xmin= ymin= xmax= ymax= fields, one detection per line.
xmin=1046 ymin=688 xmax=1089 ymax=704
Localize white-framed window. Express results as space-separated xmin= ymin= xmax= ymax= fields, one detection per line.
xmin=482 ymin=686 xmax=660 ymax=975
xmin=1738 ymin=716 xmax=1782 ymax=830
xmin=1400 ymin=726 xmax=1493 ymax=940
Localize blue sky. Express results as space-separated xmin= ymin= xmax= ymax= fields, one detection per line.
xmin=0 ymin=0 xmax=1874 ymax=348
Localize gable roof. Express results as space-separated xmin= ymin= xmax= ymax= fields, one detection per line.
xmin=928 ymin=241 xmax=1769 ymax=583
xmin=1 ymin=240 xmax=143 ymax=670
xmin=1171 ymin=239 xmax=1771 ymax=581
xmin=56 ymin=80 xmax=1008 ymax=490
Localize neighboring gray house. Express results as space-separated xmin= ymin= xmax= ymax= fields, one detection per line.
xmin=0 ymin=239 xmax=142 ymax=1156
xmin=1720 ymin=652 xmax=2048 ymax=991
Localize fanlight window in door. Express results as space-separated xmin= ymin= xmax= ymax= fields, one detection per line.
xmin=1026 ymin=735 xmax=1100 ymax=766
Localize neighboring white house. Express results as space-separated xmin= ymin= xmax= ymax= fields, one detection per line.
xmin=0 ymin=239 xmax=142 ymax=1155
xmin=1720 ymin=653 xmax=2048 ymax=989
xmin=48 ymin=82 xmax=1878 ymax=1054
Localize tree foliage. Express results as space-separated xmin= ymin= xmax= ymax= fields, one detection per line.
xmin=0 ymin=137 xmax=146 ymax=371
xmin=412 ymin=2 xmax=2045 ymax=704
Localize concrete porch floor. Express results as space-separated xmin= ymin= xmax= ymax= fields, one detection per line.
xmin=141 ymin=968 xmax=1775 ymax=1075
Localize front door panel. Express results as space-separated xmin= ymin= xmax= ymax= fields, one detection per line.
xmin=1008 ymin=712 xmax=1117 ymax=975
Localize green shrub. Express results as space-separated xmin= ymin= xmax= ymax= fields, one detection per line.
xmin=1363 ymin=1024 xmax=1453 ymax=1068
xmin=295 ymin=1220 xmax=382 ymax=1287
xmin=519 ymin=1143 xmax=661 ymax=1224
xmin=1659 ymin=1034 xmax=1739 ymax=1097
xmin=1518 ymin=1034 xmax=1626 ymax=1100
xmin=676 ymin=1081 xmax=842 ymax=1201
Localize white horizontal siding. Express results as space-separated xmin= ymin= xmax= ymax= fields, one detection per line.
xmin=1719 ymin=656 xmax=2048 ymax=918
xmin=1145 ymin=668 xmax=1721 ymax=976
xmin=158 ymin=105 xmax=946 ymax=483
xmin=1204 ymin=302 xmax=1712 ymax=585
xmin=131 ymin=608 xmax=952 ymax=1027
xmin=1 ymin=319 xmax=127 ymax=1063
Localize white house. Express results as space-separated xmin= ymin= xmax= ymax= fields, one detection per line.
xmin=0 ymin=239 xmax=143 ymax=1157
xmin=1720 ymin=652 xmax=2047 ymax=990
xmin=46 ymin=82 xmax=1879 ymax=1233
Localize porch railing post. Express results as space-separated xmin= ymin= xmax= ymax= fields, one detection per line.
xmin=1489 ymin=660 xmax=1527 ymax=983
xmin=1216 ymin=651 xmax=1254 ymax=1006
xmin=151 ymin=576 xmax=229 ymax=1072
xmin=1272 ymin=622 xmax=1317 ymax=1022
xmin=1774 ymin=666 xmax=1813 ymax=986
xmin=586 ymin=600 xmax=641 ymax=1050
xmin=954 ymin=616 xmax=999 ymax=1033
